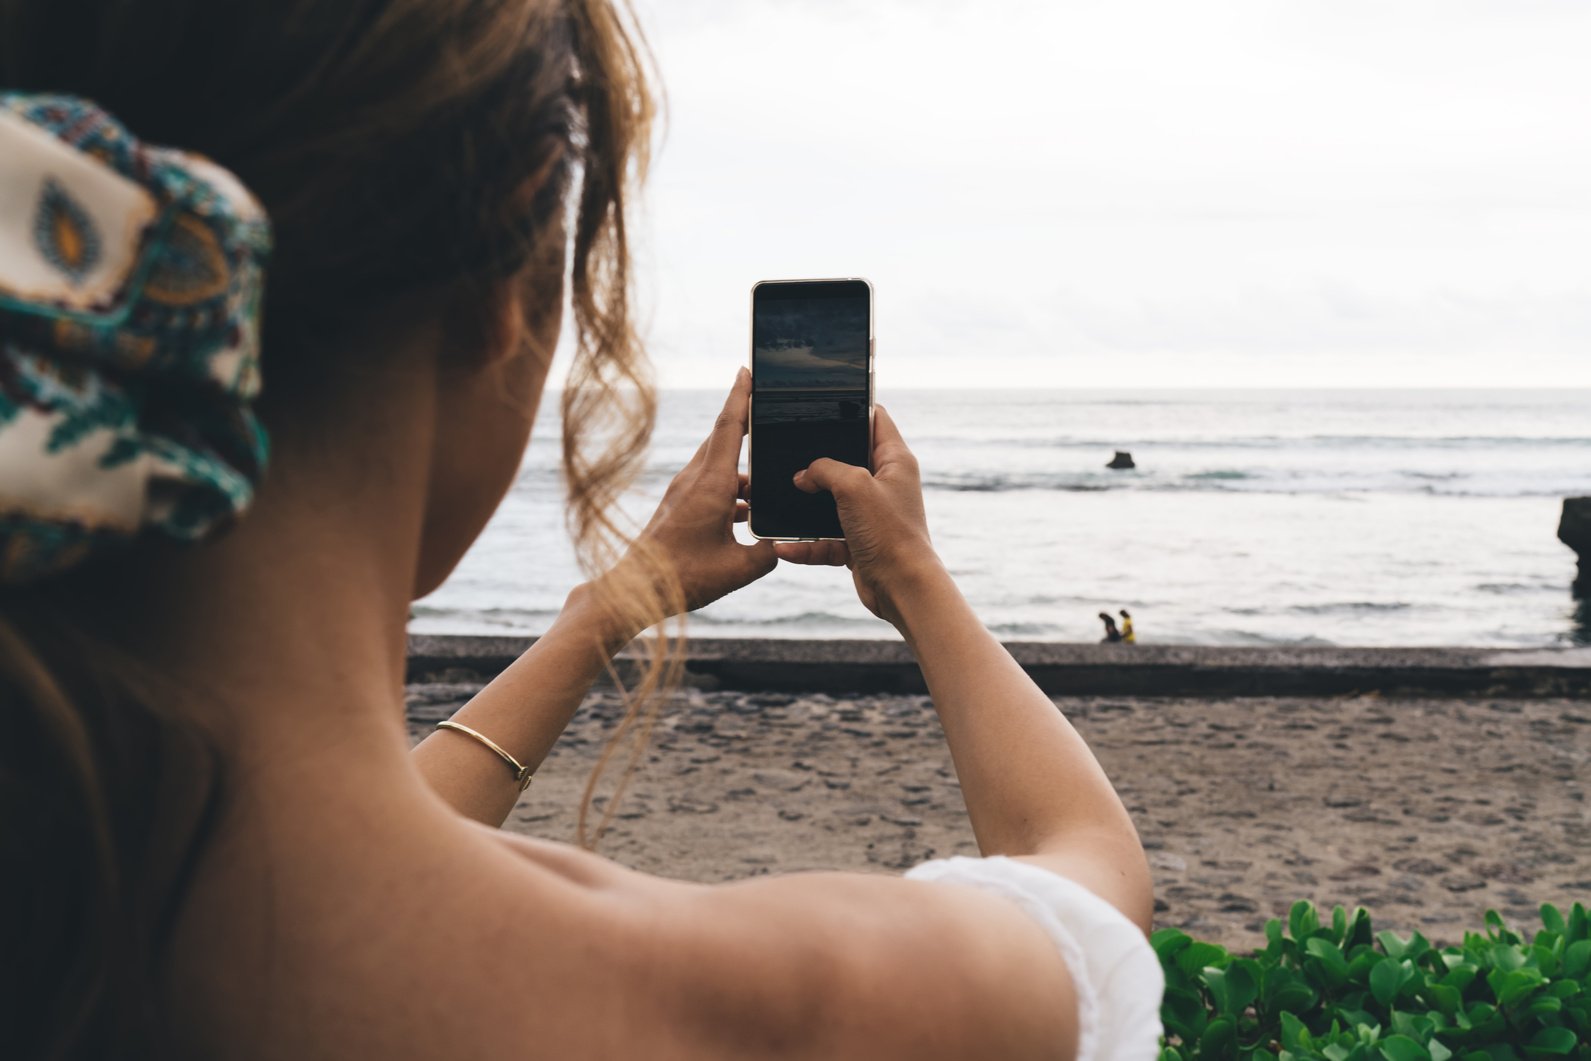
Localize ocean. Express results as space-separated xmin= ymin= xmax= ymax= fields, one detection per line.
xmin=414 ymin=389 xmax=1591 ymax=648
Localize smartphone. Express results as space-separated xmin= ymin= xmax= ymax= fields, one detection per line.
xmin=749 ymin=278 xmax=874 ymax=541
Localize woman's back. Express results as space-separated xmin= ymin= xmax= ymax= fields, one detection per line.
xmin=0 ymin=3 xmax=1160 ymax=1056
xmin=164 ymin=764 xmax=1084 ymax=1059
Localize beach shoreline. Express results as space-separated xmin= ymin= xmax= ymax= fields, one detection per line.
xmin=407 ymin=637 xmax=1591 ymax=951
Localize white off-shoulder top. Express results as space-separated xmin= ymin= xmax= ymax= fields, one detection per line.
xmin=904 ymin=855 xmax=1165 ymax=1061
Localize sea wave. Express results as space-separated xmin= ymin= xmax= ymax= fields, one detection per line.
xmin=686 ymin=609 xmax=885 ymax=630
xmin=513 ymin=460 xmax=1583 ymax=498
xmin=1287 ymin=601 xmax=1414 ymax=615
xmin=912 ymin=434 xmax=1591 ymax=451
xmin=917 ymin=468 xmax=1585 ymax=497
xmin=1474 ymin=582 xmax=1553 ymax=596
xmin=1153 ymin=629 xmax=1343 ymax=647
xmin=410 ymin=605 xmax=565 ymax=625
xmin=929 ymin=474 xmax=1112 ymax=493
xmin=1184 ymin=470 xmax=1254 ymax=482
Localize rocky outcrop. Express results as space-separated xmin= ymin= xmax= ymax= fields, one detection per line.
xmin=1560 ymin=498 xmax=1591 ymax=596
xmin=1106 ymin=450 xmax=1136 ymax=470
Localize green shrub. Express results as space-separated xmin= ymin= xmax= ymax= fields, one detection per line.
xmin=1156 ymin=900 xmax=1589 ymax=1060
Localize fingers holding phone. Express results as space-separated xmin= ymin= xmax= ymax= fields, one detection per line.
xmin=747 ymin=278 xmax=942 ymax=623
xmin=623 ymin=369 xmax=776 ymax=614
xmin=777 ymin=405 xmax=939 ymax=624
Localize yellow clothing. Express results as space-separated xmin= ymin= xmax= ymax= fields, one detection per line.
xmin=1121 ymin=617 xmax=1135 ymax=643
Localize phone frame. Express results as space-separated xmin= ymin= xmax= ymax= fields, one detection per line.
xmin=747 ymin=276 xmax=875 ymax=542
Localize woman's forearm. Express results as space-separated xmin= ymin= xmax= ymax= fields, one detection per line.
xmin=889 ymin=559 xmax=1151 ymax=921
xmin=411 ymin=581 xmax=639 ymax=827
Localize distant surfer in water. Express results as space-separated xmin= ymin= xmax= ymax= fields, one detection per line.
xmin=1119 ymin=609 xmax=1136 ymax=643
xmin=1099 ymin=612 xmax=1123 ymax=642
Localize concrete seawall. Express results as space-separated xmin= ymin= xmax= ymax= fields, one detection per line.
xmin=408 ymin=635 xmax=1591 ymax=698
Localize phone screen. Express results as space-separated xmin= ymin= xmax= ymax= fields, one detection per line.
xmin=750 ymin=279 xmax=873 ymax=540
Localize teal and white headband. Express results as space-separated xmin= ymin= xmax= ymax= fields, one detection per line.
xmin=0 ymin=95 xmax=271 ymax=584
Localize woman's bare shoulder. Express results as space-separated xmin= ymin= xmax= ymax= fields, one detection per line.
xmin=479 ymin=824 xmax=1080 ymax=1060
xmin=170 ymin=809 xmax=1076 ymax=1060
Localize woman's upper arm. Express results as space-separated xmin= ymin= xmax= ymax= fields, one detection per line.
xmin=605 ymin=866 xmax=1081 ymax=1060
xmin=1018 ymin=833 xmax=1158 ymax=937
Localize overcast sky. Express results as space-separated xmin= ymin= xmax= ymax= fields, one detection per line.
xmin=611 ymin=0 xmax=1591 ymax=389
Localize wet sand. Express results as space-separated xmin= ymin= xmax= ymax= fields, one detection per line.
xmin=406 ymin=684 xmax=1591 ymax=950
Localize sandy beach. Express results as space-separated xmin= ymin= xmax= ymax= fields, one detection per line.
xmin=406 ymin=677 xmax=1590 ymax=951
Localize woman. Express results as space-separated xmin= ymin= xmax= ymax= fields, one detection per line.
xmin=0 ymin=2 xmax=1161 ymax=1057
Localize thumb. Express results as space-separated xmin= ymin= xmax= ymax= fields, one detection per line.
xmin=793 ymin=458 xmax=869 ymax=496
xmin=741 ymin=537 xmax=778 ymax=576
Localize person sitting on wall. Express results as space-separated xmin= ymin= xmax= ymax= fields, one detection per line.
xmin=1099 ymin=612 xmax=1123 ymax=643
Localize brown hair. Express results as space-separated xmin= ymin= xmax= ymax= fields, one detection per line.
xmin=0 ymin=0 xmax=669 ymax=1055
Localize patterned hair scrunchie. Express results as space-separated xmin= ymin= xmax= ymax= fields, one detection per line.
xmin=0 ymin=94 xmax=271 ymax=583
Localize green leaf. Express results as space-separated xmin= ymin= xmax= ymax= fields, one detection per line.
xmin=1198 ymin=1017 xmax=1236 ymax=1056
xmin=1490 ymin=944 xmax=1525 ymax=972
xmin=1348 ymin=949 xmax=1383 ymax=983
xmin=1160 ymin=986 xmax=1207 ymax=1041
xmin=1489 ymin=967 xmax=1545 ymax=1007
xmin=1390 ymin=1009 xmax=1436 ymax=1041
xmin=1380 ymin=1036 xmax=1431 ymax=1061
xmin=1524 ymin=1027 xmax=1577 ymax=1056
xmin=1348 ymin=908 xmax=1377 ymax=949
xmin=1540 ymin=904 xmax=1566 ymax=936
xmin=1292 ymin=900 xmax=1320 ymax=942
xmin=1267 ymin=968 xmax=1318 ymax=1014
xmin=1266 ymin=917 xmax=1287 ymax=956
xmin=1203 ymin=967 xmax=1231 ymax=1015
xmin=1225 ymin=960 xmax=1259 ymax=1016
xmin=1441 ymin=963 xmax=1479 ymax=993
xmin=1568 ymin=903 xmax=1588 ymax=943
xmin=1530 ymin=941 xmax=1560 ymax=978
xmin=1371 ymin=959 xmax=1408 ymax=1007
xmin=1381 ymin=931 xmax=1411 ymax=961
xmin=1153 ymin=927 xmax=1192 ymax=961
xmin=1280 ymin=1010 xmax=1310 ymax=1052
xmin=1463 ymin=1000 xmax=1498 ymax=1028
xmin=1428 ymin=1041 xmax=1453 ymax=1061
xmin=1176 ymin=941 xmax=1228 ymax=979
xmin=1419 ymin=982 xmax=1462 ymax=1016
xmin=1563 ymin=939 xmax=1591 ymax=978
xmin=1309 ymin=937 xmax=1349 ymax=967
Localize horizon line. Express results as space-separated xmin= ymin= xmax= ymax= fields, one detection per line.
xmin=544 ymin=384 xmax=1591 ymax=393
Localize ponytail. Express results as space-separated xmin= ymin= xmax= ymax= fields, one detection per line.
xmin=0 ymin=600 xmax=224 ymax=1059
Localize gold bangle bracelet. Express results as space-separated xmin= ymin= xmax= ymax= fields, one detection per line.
xmin=435 ymin=720 xmax=535 ymax=792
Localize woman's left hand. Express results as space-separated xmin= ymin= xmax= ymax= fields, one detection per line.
xmin=623 ymin=367 xmax=776 ymax=613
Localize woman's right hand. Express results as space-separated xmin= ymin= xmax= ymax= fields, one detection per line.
xmin=772 ymin=405 xmax=943 ymax=626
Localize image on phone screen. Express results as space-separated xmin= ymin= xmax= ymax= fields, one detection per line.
xmin=750 ymin=278 xmax=873 ymax=540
